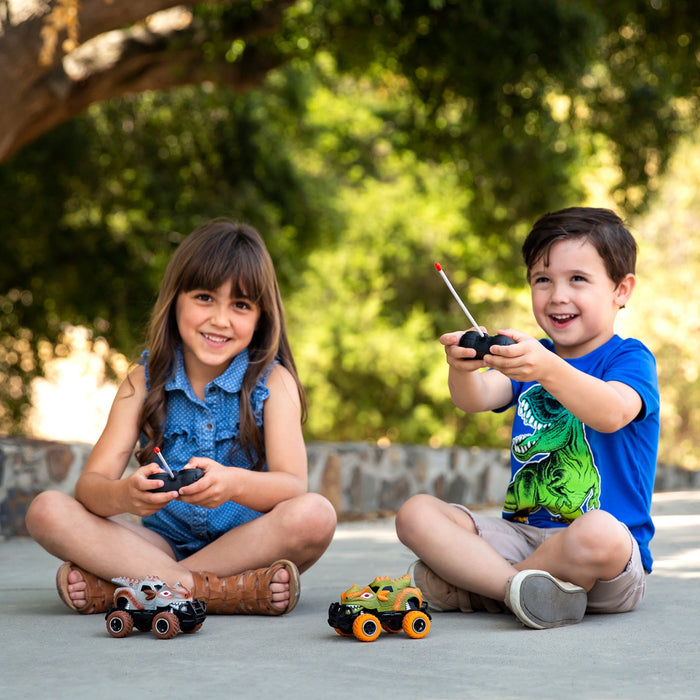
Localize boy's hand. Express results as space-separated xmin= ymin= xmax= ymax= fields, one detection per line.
xmin=124 ymin=464 xmax=179 ymax=516
xmin=440 ymin=329 xmax=488 ymax=371
xmin=482 ymin=329 xmax=554 ymax=382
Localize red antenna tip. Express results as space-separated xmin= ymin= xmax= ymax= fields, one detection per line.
xmin=434 ymin=262 xmax=442 ymax=271
xmin=154 ymin=447 xmax=161 ymax=454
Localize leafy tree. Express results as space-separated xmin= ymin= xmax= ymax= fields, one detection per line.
xmin=1 ymin=0 xmax=699 ymax=461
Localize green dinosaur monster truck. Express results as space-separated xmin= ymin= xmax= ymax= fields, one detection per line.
xmin=328 ymin=574 xmax=431 ymax=642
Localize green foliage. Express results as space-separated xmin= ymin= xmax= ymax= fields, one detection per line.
xmin=1 ymin=0 xmax=699 ymax=464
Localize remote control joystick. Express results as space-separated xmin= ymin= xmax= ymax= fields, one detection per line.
xmin=148 ymin=468 xmax=204 ymax=493
xmin=458 ymin=330 xmax=515 ymax=359
xmin=434 ymin=262 xmax=516 ymax=360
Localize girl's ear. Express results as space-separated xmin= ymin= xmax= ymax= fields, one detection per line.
xmin=614 ymin=273 xmax=636 ymax=308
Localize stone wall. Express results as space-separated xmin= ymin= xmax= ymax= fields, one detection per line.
xmin=2 ymin=436 xmax=699 ymax=539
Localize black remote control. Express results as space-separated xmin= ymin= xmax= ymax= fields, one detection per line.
xmin=458 ymin=330 xmax=515 ymax=359
xmin=148 ymin=468 xmax=204 ymax=493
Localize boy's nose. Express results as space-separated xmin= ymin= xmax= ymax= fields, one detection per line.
xmin=549 ymin=282 xmax=570 ymax=303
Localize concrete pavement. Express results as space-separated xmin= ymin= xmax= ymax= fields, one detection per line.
xmin=1 ymin=490 xmax=699 ymax=699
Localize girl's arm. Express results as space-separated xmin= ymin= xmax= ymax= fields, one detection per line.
xmin=75 ymin=365 xmax=178 ymax=517
xmin=180 ymin=364 xmax=308 ymax=511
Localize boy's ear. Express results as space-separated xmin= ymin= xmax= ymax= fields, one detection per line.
xmin=614 ymin=273 xmax=636 ymax=308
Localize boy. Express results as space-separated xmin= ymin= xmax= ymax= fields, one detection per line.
xmin=396 ymin=207 xmax=659 ymax=629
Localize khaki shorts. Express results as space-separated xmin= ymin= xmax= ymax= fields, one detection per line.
xmin=455 ymin=505 xmax=647 ymax=614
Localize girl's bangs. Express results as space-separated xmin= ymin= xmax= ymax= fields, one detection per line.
xmin=180 ymin=241 xmax=264 ymax=303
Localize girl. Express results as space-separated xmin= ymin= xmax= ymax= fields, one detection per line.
xmin=26 ymin=220 xmax=337 ymax=615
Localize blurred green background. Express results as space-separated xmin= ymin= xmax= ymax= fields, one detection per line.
xmin=1 ymin=0 xmax=698 ymax=470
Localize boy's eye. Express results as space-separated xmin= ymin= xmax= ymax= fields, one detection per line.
xmin=532 ymin=275 xmax=550 ymax=285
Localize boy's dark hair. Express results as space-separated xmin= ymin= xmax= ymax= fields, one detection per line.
xmin=522 ymin=207 xmax=637 ymax=284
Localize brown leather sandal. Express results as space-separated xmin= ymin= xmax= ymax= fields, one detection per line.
xmin=192 ymin=559 xmax=300 ymax=615
xmin=56 ymin=562 xmax=116 ymax=614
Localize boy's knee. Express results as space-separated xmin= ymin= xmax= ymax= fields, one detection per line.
xmin=395 ymin=494 xmax=436 ymax=545
xmin=566 ymin=510 xmax=630 ymax=567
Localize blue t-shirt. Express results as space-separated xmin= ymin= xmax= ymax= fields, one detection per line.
xmin=140 ymin=346 xmax=274 ymax=550
xmin=497 ymin=335 xmax=659 ymax=572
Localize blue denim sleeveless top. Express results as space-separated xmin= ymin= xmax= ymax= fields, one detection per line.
xmin=140 ymin=346 xmax=274 ymax=558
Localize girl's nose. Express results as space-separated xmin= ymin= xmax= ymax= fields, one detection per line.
xmin=211 ymin=303 xmax=229 ymax=326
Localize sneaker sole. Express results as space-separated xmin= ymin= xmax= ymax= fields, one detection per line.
xmin=508 ymin=570 xmax=587 ymax=629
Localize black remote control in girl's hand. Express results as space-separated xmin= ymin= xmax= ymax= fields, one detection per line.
xmin=148 ymin=468 xmax=204 ymax=493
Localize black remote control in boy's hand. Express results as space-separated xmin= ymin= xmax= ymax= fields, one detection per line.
xmin=458 ymin=330 xmax=515 ymax=359
xmin=148 ymin=468 xmax=204 ymax=493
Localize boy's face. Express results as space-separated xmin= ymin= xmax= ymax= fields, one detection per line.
xmin=528 ymin=238 xmax=635 ymax=358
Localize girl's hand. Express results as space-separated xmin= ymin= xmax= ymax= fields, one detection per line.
xmin=123 ymin=463 xmax=179 ymax=517
xmin=440 ymin=329 xmax=488 ymax=371
xmin=175 ymin=458 xmax=231 ymax=509
xmin=482 ymin=329 xmax=554 ymax=383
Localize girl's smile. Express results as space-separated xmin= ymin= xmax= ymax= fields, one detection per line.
xmin=176 ymin=279 xmax=260 ymax=392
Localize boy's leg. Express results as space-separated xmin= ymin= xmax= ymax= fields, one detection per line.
xmin=514 ymin=509 xmax=633 ymax=591
xmin=395 ymin=494 xmax=517 ymax=601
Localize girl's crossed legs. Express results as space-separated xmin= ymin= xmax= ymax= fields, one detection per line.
xmin=26 ymin=490 xmax=337 ymax=613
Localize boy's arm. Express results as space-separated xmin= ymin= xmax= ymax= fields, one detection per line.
xmin=441 ymin=331 xmax=514 ymax=413
xmin=486 ymin=330 xmax=642 ymax=433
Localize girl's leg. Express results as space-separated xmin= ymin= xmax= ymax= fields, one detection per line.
xmin=181 ymin=492 xmax=336 ymax=573
xmin=395 ymin=494 xmax=517 ymax=600
xmin=179 ymin=492 xmax=337 ymax=612
xmin=515 ymin=509 xmax=632 ymax=591
xmin=26 ymin=490 xmax=188 ymax=608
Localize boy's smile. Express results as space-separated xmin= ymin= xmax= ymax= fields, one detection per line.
xmin=529 ymin=238 xmax=635 ymax=358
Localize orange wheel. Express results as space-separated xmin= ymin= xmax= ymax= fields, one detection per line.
xmin=381 ymin=623 xmax=400 ymax=634
xmin=334 ymin=627 xmax=353 ymax=637
xmin=152 ymin=611 xmax=180 ymax=639
xmin=106 ymin=610 xmax=133 ymax=638
xmin=402 ymin=610 xmax=430 ymax=639
xmin=352 ymin=613 xmax=381 ymax=642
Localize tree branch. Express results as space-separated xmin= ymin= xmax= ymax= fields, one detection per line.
xmin=0 ymin=0 xmax=291 ymax=163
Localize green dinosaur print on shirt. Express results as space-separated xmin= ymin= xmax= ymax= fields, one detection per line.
xmin=503 ymin=384 xmax=601 ymax=523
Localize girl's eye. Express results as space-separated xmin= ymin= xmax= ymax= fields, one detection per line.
xmin=572 ymin=275 xmax=587 ymax=283
xmin=233 ymin=299 xmax=251 ymax=310
xmin=195 ymin=293 xmax=213 ymax=302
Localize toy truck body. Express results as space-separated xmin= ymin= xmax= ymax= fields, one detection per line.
xmin=328 ymin=574 xmax=431 ymax=642
xmin=105 ymin=576 xmax=206 ymax=639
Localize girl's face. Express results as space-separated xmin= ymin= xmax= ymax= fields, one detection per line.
xmin=529 ymin=238 xmax=634 ymax=358
xmin=175 ymin=279 xmax=261 ymax=387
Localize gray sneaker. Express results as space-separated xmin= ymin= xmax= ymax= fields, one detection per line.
xmin=506 ymin=569 xmax=587 ymax=629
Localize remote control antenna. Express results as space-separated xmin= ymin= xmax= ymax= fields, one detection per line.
xmin=434 ymin=262 xmax=485 ymax=337
xmin=154 ymin=447 xmax=174 ymax=478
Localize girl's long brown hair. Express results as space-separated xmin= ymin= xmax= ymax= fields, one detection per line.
xmin=136 ymin=219 xmax=306 ymax=471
